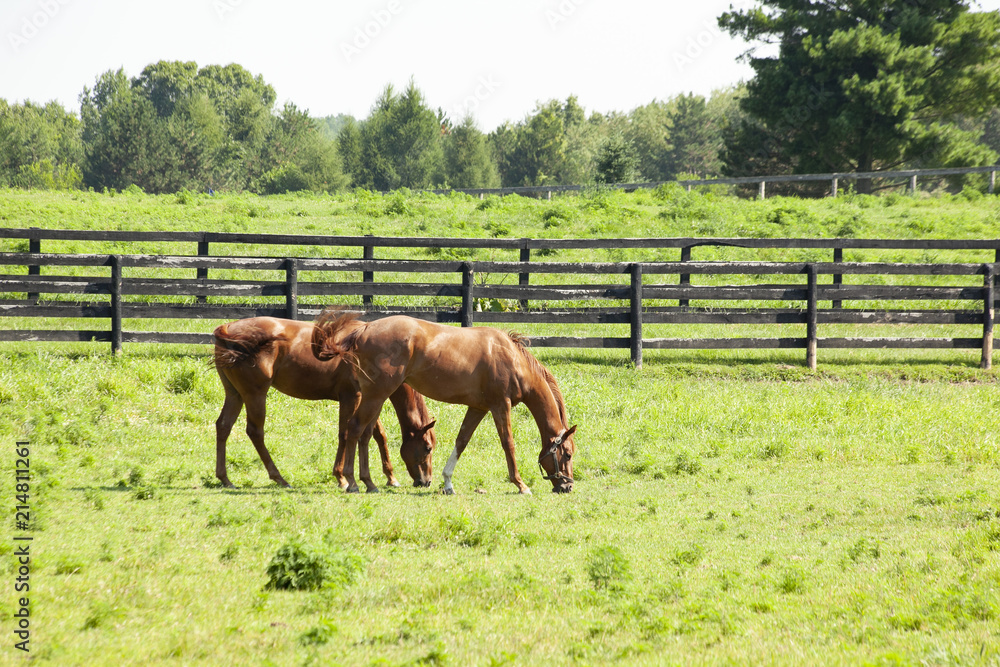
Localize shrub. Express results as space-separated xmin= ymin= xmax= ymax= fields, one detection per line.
xmin=255 ymin=164 xmax=311 ymax=194
xmin=264 ymin=539 xmax=363 ymax=591
xmin=586 ymin=545 xmax=631 ymax=591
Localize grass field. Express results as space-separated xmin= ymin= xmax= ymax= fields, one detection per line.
xmin=1 ymin=187 xmax=1000 ymax=665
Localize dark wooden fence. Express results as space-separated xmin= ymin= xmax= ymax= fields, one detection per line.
xmin=1 ymin=228 xmax=998 ymax=369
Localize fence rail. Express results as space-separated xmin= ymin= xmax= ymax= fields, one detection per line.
xmin=1 ymin=228 xmax=998 ymax=369
xmin=429 ymin=164 xmax=1000 ymax=199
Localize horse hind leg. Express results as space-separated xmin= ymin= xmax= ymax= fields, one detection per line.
xmin=215 ymin=372 xmax=245 ymax=488
xmin=340 ymin=398 xmax=389 ymax=494
xmin=244 ymin=393 xmax=290 ymax=488
xmin=442 ymin=407 xmax=488 ymax=495
xmin=358 ymin=421 xmax=380 ymax=494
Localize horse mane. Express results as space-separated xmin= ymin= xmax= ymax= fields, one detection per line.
xmin=507 ymin=331 xmax=568 ymax=426
xmin=312 ymin=307 xmax=365 ymax=362
xmin=213 ymin=322 xmax=282 ymax=368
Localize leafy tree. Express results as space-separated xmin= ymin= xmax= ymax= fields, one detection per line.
xmin=444 ymin=116 xmax=500 ymax=188
xmin=255 ymin=102 xmax=347 ymax=193
xmin=624 ymin=101 xmax=673 ymax=182
xmin=666 ymin=94 xmax=722 ymax=177
xmin=720 ymin=0 xmax=1000 ymax=192
xmin=0 ymin=99 xmax=82 ymax=188
xmin=132 ymin=60 xmax=199 ymax=117
xmin=317 ymin=114 xmax=356 ymax=141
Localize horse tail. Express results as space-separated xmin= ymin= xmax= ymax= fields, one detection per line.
xmin=311 ymin=308 xmax=363 ymax=362
xmin=213 ymin=322 xmax=280 ymax=369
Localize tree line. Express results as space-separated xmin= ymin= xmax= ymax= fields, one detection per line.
xmin=0 ymin=61 xmax=742 ymax=195
xmin=2 ymin=1 xmax=1000 ymax=196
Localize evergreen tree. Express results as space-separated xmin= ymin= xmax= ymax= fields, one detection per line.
xmin=444 ymin=116 xmax=500 ymax=188
xmin=352 ymin=81 xmax=445 ymax=190
xmin=80 ymin=69 xmax=174 ymax=193
xmin=594 ymin=131 xmax=641 ymax=184
xmin=720 ymin=0 xmax=1000 ymax=192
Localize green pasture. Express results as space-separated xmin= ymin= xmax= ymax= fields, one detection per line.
xmin=1 ymin=188 xmax=1000 ymax=665
xmin=0 ymin=344 xmax=999 ymax=666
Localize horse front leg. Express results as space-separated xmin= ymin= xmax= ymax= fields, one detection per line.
xmin=491 ymin=401 xmax=531 ymax=494
xmin=214 ymin=378 xmax=244 ymax=489
xmin=442 ymin=407 xmax=487 ymax=495
xmin=371 ymin=418 xmax=400 ymax=487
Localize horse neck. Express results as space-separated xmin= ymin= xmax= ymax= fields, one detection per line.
xmin=522 ymin=372 xmax=566 ymax=440
xmin=387 ymin=385 xmax=430 ymax=429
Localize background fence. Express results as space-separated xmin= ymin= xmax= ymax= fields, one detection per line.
xmin=430 ymin=165 xmax=1000 ymax=199
xmin=1 ymin=228 xmax=997 ymax=369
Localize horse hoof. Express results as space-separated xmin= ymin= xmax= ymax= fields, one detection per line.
xmin=519 ymin=488 xmax=533 ymax=495
xmin=346 ymin=485 xmax=360 ymax=494
xmin=366 ymin=487 xmax=380 ymax=494
xmin=443 ymin=487 xmax=456 ymax=495
xmin=387 ymin=479 xmax=401 ymax=488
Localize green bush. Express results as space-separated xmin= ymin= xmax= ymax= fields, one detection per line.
xmin=255 ymin=164 xmax=311 ymax=194
xmin=586 ymin=545 xmax=631 ymax=591
xmin=264 ymin=539 xmax=363 ymax=591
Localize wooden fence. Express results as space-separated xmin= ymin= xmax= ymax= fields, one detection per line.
xmin=1 ymin=228 xmax=998 ymax=369
xmin=431 ymin=165 xmax=1000 ymax=199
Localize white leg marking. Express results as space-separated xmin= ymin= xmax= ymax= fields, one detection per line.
xmin=442 ymin=447 xmax=459 ymax=494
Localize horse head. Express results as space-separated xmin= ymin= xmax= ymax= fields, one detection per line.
xmin=400 ymin=420 xmax=436 ymax=487
xmin=539 ymin=425 xmax=577 ymax=493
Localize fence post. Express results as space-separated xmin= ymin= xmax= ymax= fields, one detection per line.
xmin=909 ymin=174 xmax=918 ymax=194
xmin=983 ymin=263 xmax=994 ymax=370
xmin=196 ymin=238 xmax=209 ymax=304
xmin=518 ymin=239 xmax=531 ymax=311
xmin=806 ymin=263 xmax=818 ymax=370
xmin=110 ymin=255 xmax=123 ymax=356
xmin=990 ymin=170 xmax=996 ymax=195
xmin=832 ymin=247 xmax=843 ymax=309
xmin=830 ymin=177 xmax=838 ymax=198
xmin=27 ymin=227 xmax=40 ymax=303
xmin=461 ymin=263 xmax=474 ymax=327
xmin=362 ymin=237 xmax=374 ymax=308
xmin=630 ymin=263 xmax=643 ymax=369
xmin=285 ymin=258 xmax=299 ymax=320
xmin=679 ymin=246 xmax=691 ymax=307
xmin=758 ymin=180 xmax=766 ymax=200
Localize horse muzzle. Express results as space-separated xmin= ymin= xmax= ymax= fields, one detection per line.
xmin=552 ymin=481 xmax=573 ymax=493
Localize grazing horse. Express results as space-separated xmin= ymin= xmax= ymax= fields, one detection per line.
xmin=312 ymin=312 xmax=577 ymax=494
xmin=213 ymin=317 xmax=436 ymax=491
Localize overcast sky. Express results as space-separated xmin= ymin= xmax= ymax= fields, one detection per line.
xmin=3 ymin=1 xmax=1000 ymax=131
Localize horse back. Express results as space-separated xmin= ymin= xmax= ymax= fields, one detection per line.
xmin=215 ymin=318 xmax=355 ymax=399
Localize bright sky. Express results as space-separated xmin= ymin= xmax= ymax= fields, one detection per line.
xmin=3 ymin=0 xmax=1000 ymax=131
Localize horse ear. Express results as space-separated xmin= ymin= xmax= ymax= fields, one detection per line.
xmin=419 ymin=420 xmax=436 ymax=434
xmin=562 ymin=425 xmax=577 ymax=440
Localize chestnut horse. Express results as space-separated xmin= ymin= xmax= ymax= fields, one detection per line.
xmin=313 ymin=312 xmax=577 ymax=494
xmin=213 ymin=317 xmax=436 ymax=491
